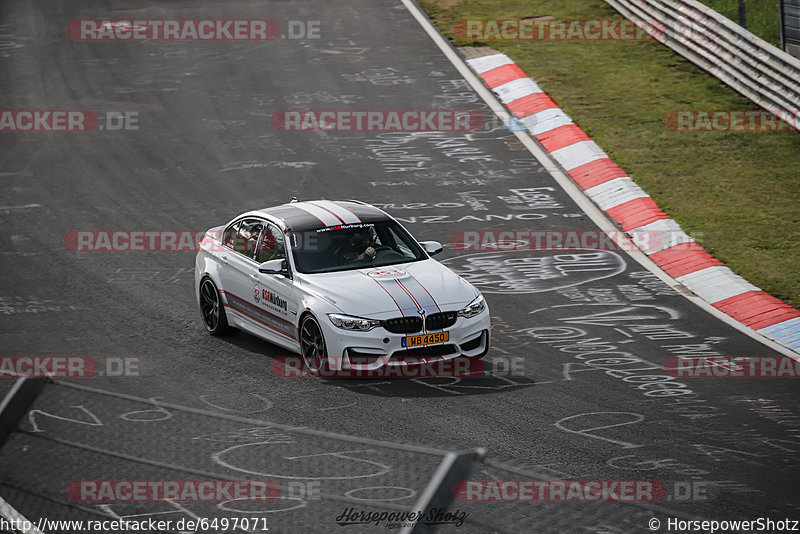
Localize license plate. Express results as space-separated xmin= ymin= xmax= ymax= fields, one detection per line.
xmin=402 ymin=331 xmax=449 ymax=348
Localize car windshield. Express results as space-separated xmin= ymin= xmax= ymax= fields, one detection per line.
xmin=289 ymin=221 xmax=426 ymax=274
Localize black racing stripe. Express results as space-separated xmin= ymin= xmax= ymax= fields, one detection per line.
xmin=335 ymin=201 xmax=391 ymax=223
xmin=264 ymin=204 xmax=326 ymax=231
xmin=264 ymin=201 xmax=388 ymax=231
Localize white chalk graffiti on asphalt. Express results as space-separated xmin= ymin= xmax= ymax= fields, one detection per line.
xmin=26 ymin=393 xmax=277 ymax=432
xmin=342 ymin=67 xmax=414 ymax=85
xmin=307 ymin=38 xmax=369 ymax=65
xmin=606 ymin=455 xmax=712 ymax=479
xmin=441 ymin=251 xmax=626 ymax=293
xmin=0 ymin=24 xmax=25 ymax=56
xmin=220 ymin=161 xmax=317 ymax=172
xmin=118 ymin=398 xmax=174 ymax=422
xmin=27 ymin=405 xmax=104 ymax=432
xmin=527 ymin=302 xmax=704 ymax=341
xmin=194 ymin=426 xmax=295 ymax=444
xmin=554 ymin=412 xmax=645 ymax=449
xmin=27 ymin=398 xmax=176 ymax=431
xmin=497 ymin=188 xmax=563 ymax=210
xmin=284 ymin=91 xmax=362 ymax=105
xmin=199 ymin=393 xmax=274 ymax=413
xmin=0 ymin=296 xmax=79 ymax=314
xmin=363 ymin=132 xmax=496 ymax=173
xmin=218 ymin=497 xmax=305 ymax=514
xmin=343 ymin=486 xmax=417 ymax=502
xmin=371 ymin=202 xmax=468 ymax=210
xmin=395 ymin=213 xmax=547 ymax=224
xmin=434 ymin=79 xmax=480 ymax=107
xmin=519 ymin=325 xmax=695 ymax=399
xmin=457 ymin=190 xmax=491 ymax=211
xmin=212 ymin=444 xmax=392 ymax=480
xmin=529 ymin=302 xmax=680 ymax=327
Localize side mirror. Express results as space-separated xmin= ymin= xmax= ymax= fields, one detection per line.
xmin=258 ymin=259 xmax=289 ymax=276
xmin=419 ymin=241 xmax=443 ymax=256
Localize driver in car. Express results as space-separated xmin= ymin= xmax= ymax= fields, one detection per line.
xmin=356 ymin=235 xmax=376 ymax=261
xmin=338 ymin=228 xmax=378 ymax=263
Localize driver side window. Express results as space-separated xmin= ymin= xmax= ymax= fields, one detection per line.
xmin=231 ymin=219 xmax=263 ymax=259
xmin=222 ymin=221 xmax=240 ymax=249
xmin=255 ymin=222 xmax=286 ymax=264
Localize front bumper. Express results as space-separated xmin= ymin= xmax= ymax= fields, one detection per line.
xmin=320 ymin=308 xmax=491 ymax=371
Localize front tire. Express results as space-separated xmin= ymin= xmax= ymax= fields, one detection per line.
xmin=300 ymin=314 xmax=329 ymax=373
xmin=199 ymin=277 xmax=232 ymax=336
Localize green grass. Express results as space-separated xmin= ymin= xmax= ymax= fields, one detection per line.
xmin=696 ymin=0 xmax=782 ymax=47
xmin=421 ymin=0 xmax=800 ymax=308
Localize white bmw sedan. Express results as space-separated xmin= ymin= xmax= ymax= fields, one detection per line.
xmin=195 ymin=199 xmax=490 ymax=373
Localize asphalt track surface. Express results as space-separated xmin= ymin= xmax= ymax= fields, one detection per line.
xmin=1 ymin=0 xmax=799 ymax=532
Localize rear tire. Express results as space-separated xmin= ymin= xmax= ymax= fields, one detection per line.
xmin=199 ymin=277 xmax=233 ymax=336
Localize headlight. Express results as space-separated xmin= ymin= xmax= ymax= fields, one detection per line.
xmin=458 ymin=294 xmax=486 ymax=319
xmin=328 ymin=313 xmax=381 ymax=331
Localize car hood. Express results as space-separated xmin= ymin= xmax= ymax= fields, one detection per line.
xmin=298 ymin=259 xmax=478 ymax=318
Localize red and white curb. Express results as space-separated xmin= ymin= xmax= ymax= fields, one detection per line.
xmin=467 ymin=52 xmax=800 ymax=353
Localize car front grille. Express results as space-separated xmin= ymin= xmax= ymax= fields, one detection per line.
xmin=381 ymin=316 xmax=423 ymax=334
xmin=425 ymin=311 xmax=458 ymax=331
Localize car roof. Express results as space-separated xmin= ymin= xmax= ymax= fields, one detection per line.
xmin=251 ymin=200 xmax=391 ymax=231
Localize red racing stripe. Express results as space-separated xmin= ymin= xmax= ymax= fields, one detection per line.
xmin=395 ymin=279 xmax=423 ymax=310
xmin=223 ymin=304 xmax=298 ymax=341
xmin=406 ymin=272 xmax=441 ymax=313
xmin=309 ymin=203 xmax=345 ymax=224
xmin=395 ymin=279 xmax=425 ymax=332
xmin=290 ymin=204 xmax=329 ymax=226
xmin=360 ymin=271 xmax=404 ymax=316
xmin=313 ymin=200 xmax=362 ymax=223
xmin=221 ymin=290 xmax=295 ymax=326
